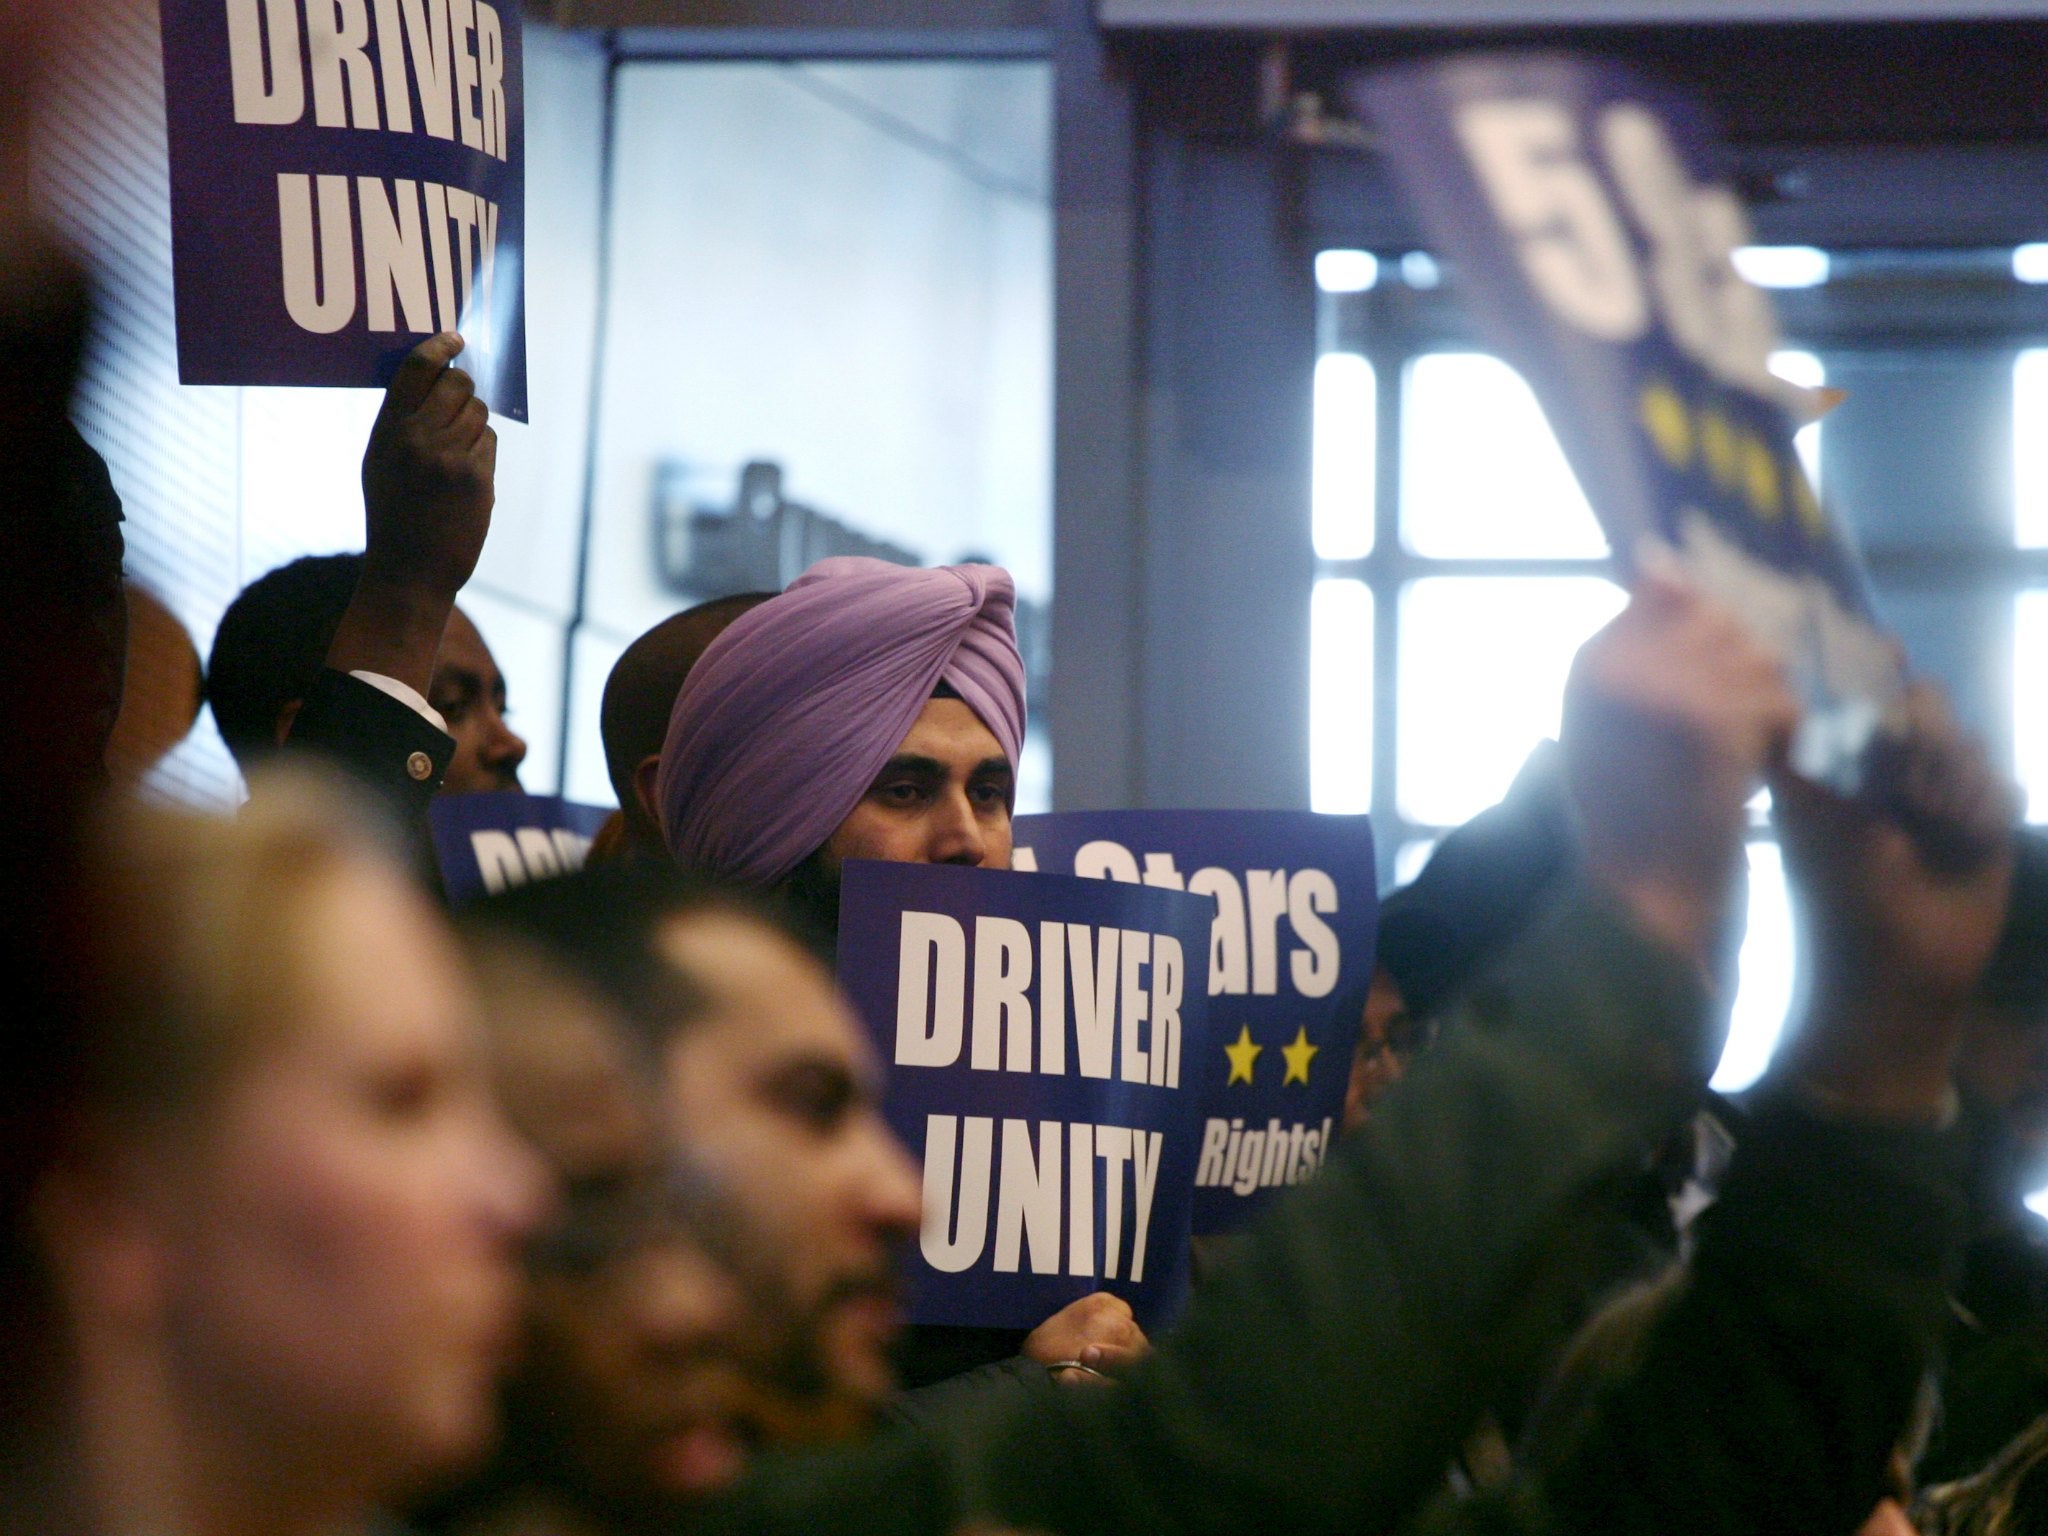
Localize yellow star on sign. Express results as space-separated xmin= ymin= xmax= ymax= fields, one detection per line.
xmin=1281 ymin=1026 xmax=1320 ymax=1086
xmin=1223 ymin=1025 xmax=1262 ymax=1085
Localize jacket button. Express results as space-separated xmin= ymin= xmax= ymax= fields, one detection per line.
xmin=407 ymin=750 xmax=434 ymax=782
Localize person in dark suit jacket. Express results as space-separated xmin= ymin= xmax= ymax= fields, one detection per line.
xmin=207 ymin=332 xmax=508 ymax=833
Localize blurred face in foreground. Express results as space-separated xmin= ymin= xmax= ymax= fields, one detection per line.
xmin=168 ymin=857 xmax=542 ymax=1492
xmin=485 ymin=954 xmax=753 ymax=1503
xmin=657 ymin=912 xmax=922 ymax=1424
xmin=60 ymin=849 xmax=545 ymax=1524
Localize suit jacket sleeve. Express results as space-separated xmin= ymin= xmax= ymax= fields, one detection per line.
xmin=279 ymin=667 xmax=455 ymax=832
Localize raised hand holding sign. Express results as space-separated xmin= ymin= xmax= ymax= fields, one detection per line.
xmin=1356 ymin=55 xmax=1897 ymax=787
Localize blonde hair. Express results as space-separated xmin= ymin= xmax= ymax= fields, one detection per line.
xmin=74 ymin=766 xmax=402 ymax=1121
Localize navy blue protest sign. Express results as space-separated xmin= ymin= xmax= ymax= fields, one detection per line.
xmin=430 ymin=792 xmax=609 ymax=905
xmin=1352 ymin=54 xmax=1899 ymax=786
xmin=837 ymin=861 xmax=1217 ymax=1331
xmin=160 ymin=0 xmax=527 ymax=419
xmin=1013 ymin=812 xmax=1375 ymax=1232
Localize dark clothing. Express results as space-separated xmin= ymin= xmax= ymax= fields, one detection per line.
xmin=279 ymin=668 xmax=455 ymax=890
xmin=1449 ymin=1091 xmax=1964 ymax=1535
xmin=883 ymin=1352 xmax=1052 ymax=1437
xmin=287 ymin=667 xmax=455 ymax=820
xmin=1921 ymin=1095 xmax=2048 ymax=1484
xmin=690 ymin=880 xmax=1965 ymax=1536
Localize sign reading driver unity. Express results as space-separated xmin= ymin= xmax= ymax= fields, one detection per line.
xmin=430 ymin=792 xmax=609 ymax=906
xmin=159 ymin=0 xmax=528 ymax=419
xmin=1353 ymin=54 xmax=1898 ymax=786
xmin=1014 ymin=812 xmax=1375 ymax=1232
xmin=837 ymin=861 xmax=1217 ymax=1331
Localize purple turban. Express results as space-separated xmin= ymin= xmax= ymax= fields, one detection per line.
xmin=656 ymin=557 xmax=1027 ymax=885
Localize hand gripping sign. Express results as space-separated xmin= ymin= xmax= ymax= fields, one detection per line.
xmin=160 ymin=0 xmax=528 ymax=418
xmin=837 ymin=861 xmax=1217 ymax=1331
xmin=430 ymin=792 xmax=609 ymax=905
xmin=1352 ymin=54 xmax=1899 ymax=788
xmin=1013 ymin=812 xmax=1376 ymax=1232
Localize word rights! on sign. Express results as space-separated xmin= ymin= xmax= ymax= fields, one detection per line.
xmin=836 ymin=861 xmax=1216 ymax=1330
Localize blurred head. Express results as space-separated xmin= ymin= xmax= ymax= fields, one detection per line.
xmin=431 ymin=607 xmax=526 ymax=795
xmin=40 ymin=772 xmax=545 ymax=1526
xmin=106 ymin=582 xmax=201 ymax=791
xmin=1375 ymin=740 xmax=1578 ymax=1029
xmin=462 ymin=932 xmax=751 ymax=1508
xmin=466 ymin=865 xmax=921 ymax=1445
xmin=655 ymin=909 xmax=922 ymax=1419
xmin=601 ymin=594 xmax=772 ymax=856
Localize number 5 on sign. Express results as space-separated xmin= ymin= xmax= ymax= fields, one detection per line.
xmin=1457 ymin=95 xmax=1782 ymax=395
xmin=1456 ymin=99 xmax=1649 ymax=343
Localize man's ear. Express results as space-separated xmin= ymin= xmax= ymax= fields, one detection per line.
xmin=272 ymin=697 xmax=305 ymax=747
xmin=633 ymin=754 xmax=663 ymax=831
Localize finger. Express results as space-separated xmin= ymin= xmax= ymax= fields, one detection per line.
xmin=473 ymin=421 xmax=498 ymax=480
xmin=379 ymin=331 xmax=464 ymax=419
xmin=1080 ymin=1342 xmax=1148 ymax=1375
xmin=418 ymin=362 xmax=479 ymax=430
xmin=451 ymin=392 xmax=489 ymax=449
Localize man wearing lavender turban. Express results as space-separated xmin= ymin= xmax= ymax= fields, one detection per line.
xmin=657 ymin=557 xmax=1029 ymax=892
xmin=651 ymin=556 xmax=1151 ymax=1404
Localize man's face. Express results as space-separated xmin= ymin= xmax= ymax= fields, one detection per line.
xmin=432 ymin=607 xmax=527 ymax=795
xmin=821 ymin=697 xmax=1013 ymax=871
xmin=655 ymin=913 xmax=921 ymax=1423
xmin=485 ymin=957 xmax=753 ymax=1504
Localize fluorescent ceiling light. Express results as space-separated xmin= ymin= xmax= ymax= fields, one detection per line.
xmin=1731 ymin=245 xmax=1830 ymax=289
xmin=1315 ymin=249 xmax=1378 ymax=294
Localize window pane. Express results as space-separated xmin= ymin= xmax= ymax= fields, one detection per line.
xmin=1310 ymin=578 xmax=1373 ymax=813
xmin=1313 ymin=353 xmax=1376 ymax=560
xmin=2018 ymin=591 xmax=2048 ymax=821
xmin=239 ymin=388 xmax=383 ymax=580
xmin=1401 ymin=354 xmax=1607 ymax=559
xmin=1395 ymin=576 xmax=1623 ymax=827
xmin=2018 ymin=350 xmax=2048 ymax=548
xmin=1711 ymin=842 xmax=1797 ymax=1093
xmin=1391 ymin=838 xmax=1436 ymax=889
xmin=1769 ymin=348 xmax=1825 ymax=499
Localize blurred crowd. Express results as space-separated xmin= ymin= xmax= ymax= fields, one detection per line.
xmin=15 ymin=9 xmax=2048 ymax=1535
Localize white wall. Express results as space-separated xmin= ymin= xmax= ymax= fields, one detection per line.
xmin=567 ymin=58 xmax=1053 ymax=802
